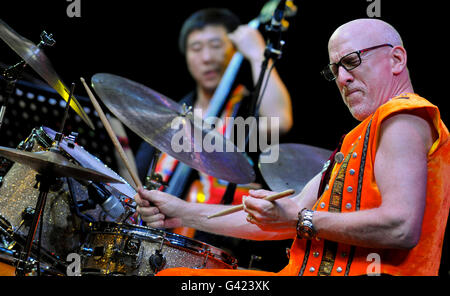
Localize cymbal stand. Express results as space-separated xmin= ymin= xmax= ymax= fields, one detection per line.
xmin=221 ymin=10 xmax=287 ymax=204
xmin=144 ymin=148 xmax=167 ymax=191
xmin=52 ymin=82 xmax=75 ymax=150
xmin=15 ymin=173 xmax=56 ymax=276
xmin=0 ymin=31 xmax=56 ymax=132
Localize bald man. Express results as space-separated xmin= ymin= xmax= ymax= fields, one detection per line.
xmin=135 ymin=19 xmax=449 ymax=276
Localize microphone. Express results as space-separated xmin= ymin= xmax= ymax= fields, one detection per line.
xmin=271 ymin=0 xmax=287 ymax=28
xmin=80 ymin=181 xmax=126 ymax=220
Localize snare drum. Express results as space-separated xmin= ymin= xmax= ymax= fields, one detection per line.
xmin=79 ymin=222 xmax=237 ymax=275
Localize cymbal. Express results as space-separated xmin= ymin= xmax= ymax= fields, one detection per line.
xmin=43 ymin=126 xmax=136 ymax=198
xmin=258 ymin=143 xmax=332 ymax=194
xmin=90 ymin=73 xmax=255 ymax=184
xmin=0 ymin=146 xmax=124 ymax=184
xmin=0 ymin=18 xmax=95 ymax=130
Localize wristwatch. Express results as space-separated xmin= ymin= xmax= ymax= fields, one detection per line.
xmin=296 ymin=208 xmax=317 ymax=239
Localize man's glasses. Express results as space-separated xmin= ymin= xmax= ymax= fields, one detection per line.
xmin=321 ymin=43 xmax=393 ymax=81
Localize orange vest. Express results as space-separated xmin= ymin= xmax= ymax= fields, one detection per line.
xmin=280 ymin=93 xmax=450 ymax=276
xmin=157 ymin=93 xmax=449 ymax=276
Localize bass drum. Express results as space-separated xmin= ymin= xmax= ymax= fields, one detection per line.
xmin=79 ymin=222 xmax=237 ymax=275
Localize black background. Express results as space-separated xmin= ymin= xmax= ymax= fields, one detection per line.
xmin=1 ymin=0 xmax=448 ymax=153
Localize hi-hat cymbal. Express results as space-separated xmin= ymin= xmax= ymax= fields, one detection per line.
xmin=0 ymin=18 xmax=95 ymax=130
xmin=90 ymin=73 xmax=255 ymax=185
xmin=0 ymin=146 xmax=124 ymax=184
xmin=259 ymin=143 xmax=332 ymax=193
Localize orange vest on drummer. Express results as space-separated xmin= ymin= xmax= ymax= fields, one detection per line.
xmin=157 ymin=93 xmax=449 ymax=276
xmin=280 ymin=93 xmax=450 ymax=276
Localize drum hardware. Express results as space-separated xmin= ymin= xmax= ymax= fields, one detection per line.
xmin=148 ymin=249 xmax=166 ymax=274
xmin=79 ymin=245 xmax=104 ymax=258
xmin=15 ymin=173 xmax=56 ymax=276
xmin=0 ymin=29 xmax=56 ymax=132
xmin=19 ymin=207 xmax=35 ymax=228
xmin=73 ymin=179 xmax=127 ymax=220
xmin=0 ymin=246 xmax=63 ymax=276
xmin=144 ymin=149 xmax=168 ymax=191
xmin=53 ymin=81 xmax=76 ymax=151
xmin=248 ymin=254 xmax=262 ymax=270
xmin=0 ymin=137 xmax=124 ymax=275
xmin=66 ymin=177 xmax=96 ymax=223
xmin=42 ymin=126 xmax=137 ymax=203
xmin=0 ymin=214 xmax=15 ymax=249
xmin=0 ymin=19 xmax=94 ymax=129
xmin=66 ymin=132 xmax=78 ymax=149
xmin=198 ymin=248 xmax=213 ymax=269
xmin=0 ymin=123 xmax=136 ymax=276
xmin=79 ymin=222 xmax=237 ymax=275
xmin=148 ymin=233 xmax=167 ymax=274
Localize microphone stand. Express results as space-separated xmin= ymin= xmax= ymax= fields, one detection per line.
xmin=0 ymin=60 xmax=27 ymax=132
xmin=221 ymin=13 xmax=287 ymax=204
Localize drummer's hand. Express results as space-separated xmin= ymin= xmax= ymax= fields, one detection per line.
xmin=134 ymin=188 xmax=182 ymax=229
xmin=228 ymin=25 xmax=265 ymax=63
xmin=243 ymin=189 xmax=298 ymax=232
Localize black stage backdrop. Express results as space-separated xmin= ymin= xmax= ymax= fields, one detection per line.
xmin=0 ymin=0 xmax=448 ymax=281
xmin=1 ymin=0 xmax=448 ymax=153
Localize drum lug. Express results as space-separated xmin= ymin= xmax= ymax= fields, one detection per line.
xmin=148 ymin=250 xmax=166 ymax=274
xmin=196 ymin=248 xmax=211 ymax=269
xmin=121 ymin=238 xmax=142 ymax=268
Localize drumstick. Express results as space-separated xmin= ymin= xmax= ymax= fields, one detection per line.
xmin=80 ymin=77 xmax=143 ymax=190
xmin=207 ymin=189 xmax=295 ymax=219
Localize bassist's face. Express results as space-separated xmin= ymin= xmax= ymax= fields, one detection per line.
xmin=186 ymin=25 xmax=235 ymax=95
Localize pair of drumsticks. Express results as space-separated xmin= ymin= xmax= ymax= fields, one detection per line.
xmin=79 ymin=77 xmax=294 ymax=220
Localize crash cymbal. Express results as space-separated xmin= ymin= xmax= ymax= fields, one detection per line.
xmin=90 ymin=73 xmax=255 ymax=184
xmin=0 ymin=146 xmax=124 ymax=184
xmin=0 ymin=18 xmax=95 ymax=130
xmin=258 ymin=143 xmax=332 ymax=193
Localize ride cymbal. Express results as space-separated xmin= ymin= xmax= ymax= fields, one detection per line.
xmin=90 ymin=73 xmax=255 ymax=184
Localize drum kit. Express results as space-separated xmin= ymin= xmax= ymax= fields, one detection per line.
xmin=0 ymin=19 xmax=331 ymax=276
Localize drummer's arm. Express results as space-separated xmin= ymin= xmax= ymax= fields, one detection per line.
xmin=135 ymin=189 xmax=269 ymax=240
xmin=180 ymin=174 xmax=321 ymax=240
xmin=136 ymin=174 xmax=321 ymax=241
